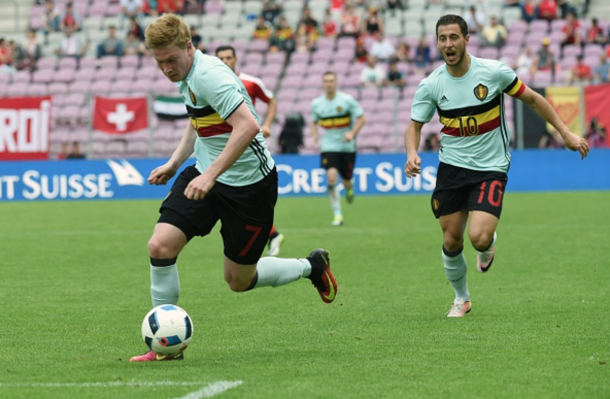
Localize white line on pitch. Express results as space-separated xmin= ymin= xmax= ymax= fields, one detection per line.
xmin=0 ymin=381 xmax=204 ymax=388
xmin=173 ymin=381 xmax=243 ymax=399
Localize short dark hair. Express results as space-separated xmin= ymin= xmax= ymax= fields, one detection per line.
xmin=215 ymin=45 xmax=236 ymax=57
xmin=436 ymin=14 xmax=468 ymax=38
xmin=323 ymin=71 xmax=337 ymax=78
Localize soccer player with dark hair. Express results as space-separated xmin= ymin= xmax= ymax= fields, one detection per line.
xmin=215 ymin=45 xmax=285 ymax=256
xmin=311 ymin=71 xmax=366 ymax=226
xmin=404 ymin=14 xmax=589 ymax=317
xmin=130 ymin=14 xmax=338 ymax=362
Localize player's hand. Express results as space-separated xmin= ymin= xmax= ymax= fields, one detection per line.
xmin=148 ymin=163 xmax=177 ymax=185
xmin=404 ymin=154 xmax=422 ymax=178
xmin=563 ymin=132 xmax=590 ymax=159
xmin=184 ymin=172 xmax=216 ymax=200
xmin=261 ymin=124 xmax=272 ymax=138
xmin=344 ymin=131 xmax=355 ymax=142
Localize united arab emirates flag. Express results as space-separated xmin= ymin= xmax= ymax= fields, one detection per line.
xmin=153 ymin=96 xmax=188 ymax=120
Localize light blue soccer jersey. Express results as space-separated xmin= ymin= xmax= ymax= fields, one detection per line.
xmin=311 ymin=91 xmax=364 ymax=153
xmin=176 ymin=50 xmax=274 ymax=186
xmin=410 ymin=56 xmax=526 ymax=173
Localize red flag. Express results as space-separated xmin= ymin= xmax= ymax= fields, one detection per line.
xmin=92 ymin=97 xmax=148 ymax=134
xmin=0 ymin=96 xmax=51 ymax=161
xmin=584 ymin=83 xmax=610 ymax=147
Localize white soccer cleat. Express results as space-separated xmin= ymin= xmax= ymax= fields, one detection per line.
xmin=331 ymin=215 xmax=344 ymax=226
xmin=267 ymin=233 xmax=285 ymax=257
xmin=447 ymin=298 xmax=472 ymax=318
xmin=477 ymin=232 xmax=497 ymax=273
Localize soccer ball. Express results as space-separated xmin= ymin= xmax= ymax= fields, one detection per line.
xmin=141 ymin=304 xmax=194 ymax=356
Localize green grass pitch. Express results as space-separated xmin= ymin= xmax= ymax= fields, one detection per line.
xmin=0 ymin=192 xmax=608 ymax=399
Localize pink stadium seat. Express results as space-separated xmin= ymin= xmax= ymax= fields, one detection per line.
xmin=55 ymin=68 xmax=75 ymax=83
xmin=99 ymin=56 xmax=119 ymax=69
xmin=244 ymin=52 xmax=264 ymax=66
xmin=49 ymin=82 xmax=69 ymax=95
xmin=248 ymin=39 xmax=269 ymax=53
xmin=110 ymin=79 xmax=134 ymax=93
xmin=204 ymin=0 xmax=224 ymax=14
xmin=260 ymin=63 xmax=283 ymax=77
xmin=265 ymin=51 xmax=285 ymax=65
xmin=105 ymin=3 xmax=121 ymax=16
xmin=37 ymin=57 xmax=57 ymax=70
xmin=342 ymin=73 xmax=361 ymax=87
xmin=95 ymin=67 xmax=117 ymax=81
xmin=74 ymin=67 xmax=96 ymax=82
xmin=361 ymin=87 xmax=380 ymax=101
xmin=583 ymin=44 xmax=603 ymax=58
xmin=529 ymin=20 xmax=549 ymax=33
xmin=28 ymin=83 xmax=48 ymax=96
xmin=90 ymin=80 xmax=112 ymax=94
xmin=347 ymin=62 xmax=365 ymax=76
xmin=12 ymin=71 xmax=31 ymax=84
xmin=69 ymin=80 xmax=91 ymax=94
xmin=116 ymin=67 xmax=136 ymax=81
xmin=32 ymin=69 xmax=54 ymax=84
xmin=121 ymin=55 xmax=140 ymax=68
xmin=63 ymin=93 xmax=87 ymax=107
xmin=79 ymin=57 xmax=97 ymax=70
xmin=58 ymin=56 xmax=78 ymax=70
xmin=562 ymin=45 xmax=582 ymax=58
xmin=340 ymin=87 xmax=359 ymax=99
xmin=132 ymin=80 xmax=153 ymax=93
xmin=280 ymin=78 xmax=301 ymax=89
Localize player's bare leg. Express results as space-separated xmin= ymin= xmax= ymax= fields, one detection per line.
xmin=343 ymin=178 xmax=354 ymax=204
xmin=327 ymin=167 xmax=343 ymax=226
xmin=469 ymin=211 xmax=499 ymax=273
xmin=440 ymin=211 xmax=472 ymax=317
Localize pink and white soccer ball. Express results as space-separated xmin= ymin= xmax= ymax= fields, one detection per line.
xmin=141 ymin=305 xmax=194 ymax=356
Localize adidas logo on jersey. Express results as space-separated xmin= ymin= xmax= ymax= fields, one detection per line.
xmin=440 ymin=95 xmax=449 ymax=103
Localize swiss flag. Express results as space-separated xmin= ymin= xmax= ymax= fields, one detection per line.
xmin=92 ymin=97 xmax=149 ymax=134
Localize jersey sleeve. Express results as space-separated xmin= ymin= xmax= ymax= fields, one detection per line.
xmin=197 ymin=67 xmax=245 ymax=120
xmin=310 ymin=99 xmax=320 ymax=122
xmin=347 ymin=95 xmax=364 ymax=118
xmin=499 ymin=62 xmax=526 ymax=98
xmin=253 ymin=79 xmax=273 ymax=104
xmin=410 ymin=80 xmax=436 ymax=124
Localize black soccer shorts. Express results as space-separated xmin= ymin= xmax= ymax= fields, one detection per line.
xmin=430 ymin=162 xmax=508 ymax=219
xmin=158 ymin=165 xmax=278 ymax=265
xmin=321 ymin=152 xmax=356 ymax=180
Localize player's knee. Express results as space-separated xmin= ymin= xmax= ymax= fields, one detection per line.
xmin=148 ymin=236 xmax=179 ymax=259
xmin=443 ymin=232 xmax=464 ymax=252
xmin=470 ymin=230 xmax=494 ymax=251
xmin=224 ymin=275 xmax=250 ymax=292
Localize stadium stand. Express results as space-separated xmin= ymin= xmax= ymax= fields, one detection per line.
xmin=0 ymin=0 xmax=605 ymax=158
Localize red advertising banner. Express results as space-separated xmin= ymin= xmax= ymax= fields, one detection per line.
xmin=92 ymin=97 xmax=148 ymax=134
xmin=0 ymin=97 xmax=51 ymax=160
xmin=584 ymin=83 xmax=610 ymax=147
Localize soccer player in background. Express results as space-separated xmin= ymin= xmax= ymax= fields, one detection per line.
xmin=130 ymin=14 xmax=338 ymax=362
xmin=404 ymin=14 xmax=589 ymax=318
xmin=215 ymin=45 xmax=285 ymax=256
xmin=311 ymin=72 xmax=366 ymax=226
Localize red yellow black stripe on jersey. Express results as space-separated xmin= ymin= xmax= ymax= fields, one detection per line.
xmin=186 ymin=105 xmax=232 ymax=138
xmin=319 ymin=113 xmax=352 ymax=129
xmin=504 ymin=77 xmax=526 ymax=98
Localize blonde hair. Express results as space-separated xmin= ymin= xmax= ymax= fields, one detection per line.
xmin=145 ymin=13 xmax=191 ymax=50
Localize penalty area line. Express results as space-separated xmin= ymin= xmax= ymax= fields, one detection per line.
xmin=173 ymin=380 xmax=243 ymax=399
xmin=0 ymin=380 xmax=241 ymax=392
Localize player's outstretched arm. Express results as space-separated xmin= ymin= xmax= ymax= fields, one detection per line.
xmin=404 ymin=120 xmax=424 ymax=178
xmin=261 ymin=97 xmax=277 ymax=138
xmin=518 ymin=86 xmax=590 ymax=159
xmin=148 ymin=123 xmax=196 ymax=185
xmin=310 ymin=120 xmax=319 ymax=145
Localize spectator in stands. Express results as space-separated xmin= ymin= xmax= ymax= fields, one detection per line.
xmin=557 ymin=0 xmax=577 ymax=18
xmin=262 ymin=0 xmax=282 ymax=24
xmin=143 ymin=0 xmax=160 ymax=16
xmin=592 ymin=53 xmax=610 ymax=84
xmin=268 ymin=29 xmax=283 ymax=52
xmin=530 ymin=37 xmax=556 ymax=73
xmin=538 ymin=127 xmax=564 ymax=149
xmin=301 ymin=7 xmax=319 ymax=34
xmin=190 ymin=26 xmax=207 ymax=53
xmin=40 ymin=0 xmax=60 ymax=44
xmin=394 ymin=41 xmax=412 ymax=63
xmin=362 ymin=6 xmax=384 ymax=37
xmin=124 ymin=31 xmax=148 ymax=56
xmin=322 ymin=9 xmax=338 ymax=37
xmin=0 ymin=38 xmax=15 ymax=74
xmin=275 ymin=16 xmax=296 ymax=52
xmin=60 ymin=2 xmax=82 ymax=32
xmin=481 ymin=16 xmax=507 ymax=48
xmin=515 ymin=46 xmax=534 ymax=76
xmin=585 ymin=117 xmax=607 ymax=148
xmin=360 ymin=54 xmax=385 ymax=87
xmin=354 ymin=37 xmax=368 ymax=62
xmin=369 ymin=32 xmax=396 ymax=61
xmin=339 ymin=2 xmax=361 ymax=38
xmin=66 ymin=141 xmax=85 ymax=159
xmin=120 ymin=0 xmax=144 ymax=26
xmin=295 ymin=22 xmax=314 ymax=53
xmin=127 ymin=16 xmax=145 ymax=42
xmin=568 ymin=54 xmax=591 ymax=84
xmin=58 ymin=142 xmax=69 ymax=160
xmin=520 ymin=0 xmax=538 ymax=23
xmin=537 ymin=0 xmax=558 ymax=21
xmin=560 ymin=11 xmax=582 ymax=51
xmin=157 ymin=0 xmax=185 ymax=15
xmin=386 ymin=0 xmax=405 ymax=16
xmin=54 ymin=26 xmax=88 ymax=59
xmin=414 ymin=36 xmax=431 ymax=75
xmin=464 ymin=6 xmax=485 ymax=35
xmin=586 ymin=18 xmax=606 ymax=46
xmin=96 ymin=25 xmax=124 ymax=58
xmin=253 ymin=16 xmax=271 ymax=40
xmin=385 ymin=57 xmax=405 ymax=87
xmin=16 ymin=29 xmax=41 ymax=71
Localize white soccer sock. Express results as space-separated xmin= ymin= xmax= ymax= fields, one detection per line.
xmin=150 ymin=263 xmax=180 ymax=307
xmin=442 ymin=248 xmax=470 ymax=301
xmin=254 ymin=257 xmax=312 ymax=288
xmin=328 ymin=185 xmax=342 ymax=217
